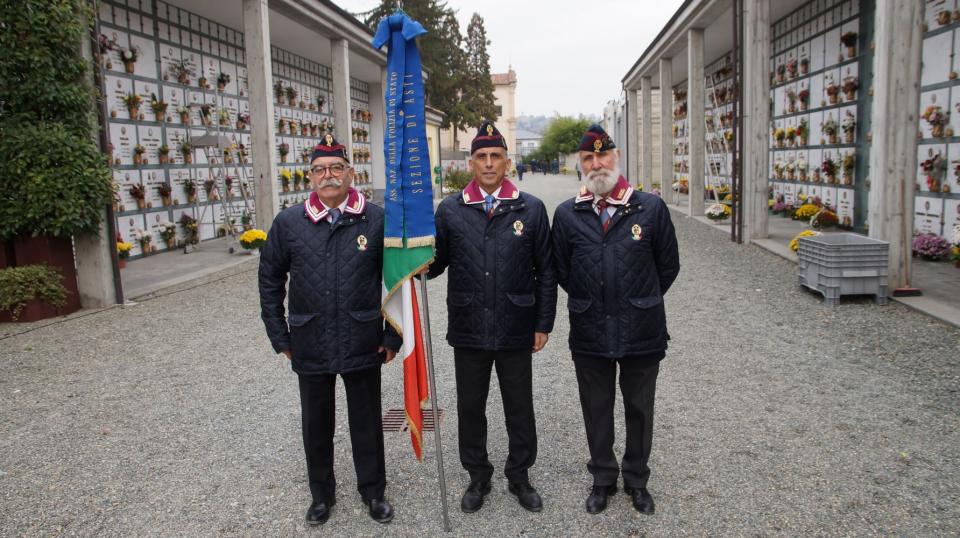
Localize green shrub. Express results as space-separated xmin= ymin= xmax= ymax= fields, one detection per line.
xmin=443 ymin=168 xmax=473 ymax=192
xmin=0 ymin=264 xmax=68 ymax=320
xmin=0 ymin=0 xmax=112 ymax=240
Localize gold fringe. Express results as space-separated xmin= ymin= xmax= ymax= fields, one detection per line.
xmin=405 ymin=235 xmax=435 ymax=248
xmin=384 ymin=237 xmax=404 ymax=248
xmin=405 ymin=409 xmax=425 ymax=461
xmin=381 ymin=257 xmax=436 ymax=338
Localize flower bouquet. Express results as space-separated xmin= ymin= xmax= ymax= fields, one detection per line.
xmin=840 ymin=32 xmax=858 ymax=58
xmin=705 ymin=203 xmax=731 ymax=221
xmin=798 ymin=88 xmax=809 ymax=111
xmin=773 ymin=127 xmax=786 ymax=147
xmin=810 ymin=208 xmax=839 ymax=229
xmin=239 ymin=228 xmax=267 ymax=251
xmin=116 ymin=241 xmax=133 ymax=267
xmin=133 ymin=144 xmax=146 ymax=165
xmin=279 ymin=168 xmax=292 ymax=192
xmin=789 ymin=230 xmax=821 ymax=252
xmin=841 ymin=111 xmax=857 ymax=143
xmin=183 ymin=179 xmax=197 ymax=203
xmin=180 ymin=140 xmax=193 ymax=164
xmin=285 ymin=86 xmax=298 ymax=107
xmin=157 ymin=182 xmax=172 ymax=206
xmin=177 ymin=105 xmax=190 ymax=124
xmin=278 ymin=142 xmax=290 ymax=163
xmin=123 ymin=92 xmax=142 ymax=119
xmin=274 ymin=81 xmax=285 ymax=105
xmin=922 ymin=104 xmax=949 ymax=138
xmin=794 ymin=203 xmax=820 ymax=221
xmin=786 ymin=89 xmax=797 ymax=113
xmin=179 ymin=213 xmax=199 ymax=245
xmin=797 ymin=118 xmax=809 ymax=146
xmin=121 ymin=46 xmax=140 ymax=73
xmin=237 ymin=113 xmax=250 ymax=130
xmin=217 ymin=72 xmax=231 ymax=91
xmin=842 ymin=76 xmax=859 ymax=102
xmin=822 ymin=115 xmax=839 ymax=144
xmin=822 ymin=155 xmax=838 ymax=184
xmin=826 ymin=80 xmax=840 ymax=105
xmin=169 ymin=59 xmax=194 ymax=85
xmin=919 ymin=153 xmax=946 ymax=191
xmin=150 ymin=94 xmax=168 ymax=122
xmin=841 ymin=153 xmax=856 ymax=185
xmin=912 ymin=232 xmax=950 ymax=260
xmin=159 ymin=222 xmax=177 ymax=249
xmin=133 ymin=227 xmax=152 ymax=253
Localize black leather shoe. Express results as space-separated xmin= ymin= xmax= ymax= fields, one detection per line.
xmin=508 ymin=481 xmax=543 ymax=512
xmin=585 ymin=484 xmax=617 ymax=514
xmin=305 ymin=498 xmax=334 ymax=525
xmin=460 ymin=481 xmax=491 ymax=513
xmin=625 ymin=487 xmax=655 ymax=514
xmin=364 ymin=497 xmax=394 ymax=523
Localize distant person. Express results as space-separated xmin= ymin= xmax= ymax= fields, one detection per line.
xmin=517 ymin=162 xmax=524 ymax=181
xmin=575 ymin=161 xmax=582 ymax=181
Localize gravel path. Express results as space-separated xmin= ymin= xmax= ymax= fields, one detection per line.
xmin=1 ymin=173 xmax=958 ymax=536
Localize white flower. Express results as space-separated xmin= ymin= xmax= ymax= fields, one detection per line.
xmin=951 ymin=223 xmax=960 ymax=245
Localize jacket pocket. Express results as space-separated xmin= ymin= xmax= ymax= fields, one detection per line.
xmin=624 ymin=295 xmax=666 ymax=349
xmin=348 ymin=308 xmax=383 ymax=357
xmin=447 ymin=291 xmax=475 ymax=337
xmin=288 ymin=313 xmax=319 ymax=361
xmin=348 ymin=308 xmax=382 ymax=322
xmin=288 ymin=313 xmax=318 ymax=327
xmin=628 ymin=296 xmax=663 ymax=309
xmin=506 ymin=293 xmax=535 ymax=307
xmin=567 ymin=296 xmax=592 ymax=313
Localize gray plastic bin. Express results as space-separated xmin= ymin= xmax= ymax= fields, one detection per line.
xmin=797 ymin=233 xmax=889 ymax=306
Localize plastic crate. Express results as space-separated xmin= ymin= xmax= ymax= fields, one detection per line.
xmin=797 ymin=233 xmax=890 ymax=306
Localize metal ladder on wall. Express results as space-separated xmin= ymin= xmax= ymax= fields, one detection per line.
xmin=703 ymin=73 xmax=733 ymax=205
xmin=186 ymin=82 xmax=255 ymax=254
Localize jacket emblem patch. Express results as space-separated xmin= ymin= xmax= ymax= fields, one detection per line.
xmin=513 ymin=220 xmax=524 ymax=236
xmin=631 ymin=224 xmax=642 ymax=241
xmin=357 ymin=235 xmax=368 ymax=251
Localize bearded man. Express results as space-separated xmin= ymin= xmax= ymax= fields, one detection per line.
xmin=551 ymin=124 xmax=680 ymax=515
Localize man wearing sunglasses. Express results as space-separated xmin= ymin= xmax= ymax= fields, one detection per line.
xmin=259 ymin=134 xmax=399 ymax=526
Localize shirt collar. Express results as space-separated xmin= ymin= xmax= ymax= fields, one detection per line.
xmin=462 ymin=178 xmax=520 ymax=204
xmin=304 ymin=188 xmax=365 ymax=224
xmin=575 ymin=176 xmax=634 ymax=205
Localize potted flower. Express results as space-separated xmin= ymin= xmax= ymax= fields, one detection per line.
xmin=785 ymin=126 xmax=797 ymax=147
xmin=199 ymin=104 xmax=213 ymax=126
xmin=158 ymin=144 xmax=170 ymax=164
xmin=822 ymin=114 xmax=839 ymax=144
xmin=841 ymin=153 xmax=855 ymax=185
xmin=168 ymin=59 xmax=193 ymax=85
xmin=278 ymin=118 xmax=287 ymax=132
xmin=705 ymin=203 xmax=731 ymax=221
xmin=786 ymin=89 xmax=797 ymax=114
xmin=822 ymin=155 xmax=838 ymax=184
xmin=288 ymin=119 xmax=297 ymax=135
xmin=236 ymin=113 xmax=250 ymax=130
xmin=773 ymin=127 xmax=786 ymax=148
xmin=180 ymin=140 xmax=193 ymax=164
xmin=797 ymin=118 xmax=809 ymax=146
xmin=123 ymin=92 xmax=142 ymax=119
xmin=301 ymin=121 xmax=309 ymax=136
xmin=238 ymin=228 xmax=267 ymax=252
xmin=116 ymin=241 xmax=133 ymax=268
xmin=797 ymin=157 xmax=808 ymax=181
xmin=786 ymin=58 xmax=798 ymax=79
xmin=105 ymin=142 xmax=115 ymax=165
xmin=842 ymin=111 xmax=857 ymax=143
xmin=285 ymin=86 xmax=298 ymax=107
xmin=178 ymin=105 xmax=190 ymax=124
xmin=811 ymin=208 xmax=839 ymax=229
xmin=198 ymin=73 xmax=208 ymax=89
xmin=776 ymin=63 xmax=786 ymax=84
xmin=274 ymin=81 xmax=285 ymax=105
xmin=912 ymin=232 xmax=950 ymax=260
xmin=156 ymin=183 xmax=172 ymax=206
xmin=278 ymin=142 xmax=290 ymax=163
xmin=773 ymin=161 xmax=784 ymax=180
xmin=217 ymin=72 xmax=231 ymax=91
xmin=279 ymin=168 xmax=292 ymax=192
xmin=203 ymin=178 xmax=219 ymax=200
xmin=840 ymin=32 xmax=858 ymax=58
xmin=310 ymin=121 xmax=319 ymax=137
xmin=938 ymin=9 xmax=952 ymax=27
xmin=842 ymin=76 xmax=859 ymax=102
xmin=224 ymin=176 xmax=234 ymax=197
xmin=799 ymin=57 xmax=809 ymax=75
xmin=920 ymin=152 xmax=945 ymax=191
xmin=159 ymin=221 xmax=177 ymax=249
xmin=133 ymin=144 xmax=146 ymax=166
xmin=218 ymin=108 xmax=230 ymax=127
xmin=223 ymin=147 xmax=233 ymax=164
xmin=120 ymin=46 xmax=140 ymax=73
xmin=241 ymin=212 xmax=253 ymax=231
xmin=150 ymin=94 xmax=168 ymax=122
xmin=294 ymin=169 xmax=305 ymax=190
xmin=950 ymin=224 xmax=960 ymax=268
xmin=794 ymin=202 xmax=819 ymax=222
xmin=798 ymin=88 xmax=809 ymax=111
xmin=316 ymin=94 xmax=325 ymax=111
xmin=786 ymin=160 xmax=796 ymax=180
xmin=825 ymin=79 xmax=840 ymax=105
xmin=179 ymin=213 xmax=199 ymax=245
xmin=789 ymin=230 xmax=821 ymax=252
xmin=301 ymin=147 xmax=311 ymax=164
xmin=922 ymin=104 xmax=949 ymax=138
xmin=183 ymin=178 xmax=197 ymax=203
xmin=133 ymin=227 xmax=152 ymax=253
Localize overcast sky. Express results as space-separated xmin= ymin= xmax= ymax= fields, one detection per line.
xmin=336 ymin=0 xmax=684 ymax=117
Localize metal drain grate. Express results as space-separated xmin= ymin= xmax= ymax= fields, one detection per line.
xmin=382 ymin=408 xmax=443 ymax=432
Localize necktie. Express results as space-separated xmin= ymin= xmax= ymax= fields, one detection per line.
xmin=484 ymin=194 xmax=496 ymax=219
xmin=329 ymin=207 xmax=341 ymax=226
xmin=597 ymin=199 xmax=611 ymax=232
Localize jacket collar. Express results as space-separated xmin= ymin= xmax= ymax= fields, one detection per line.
xmin=462 ymin=178 xmax=520 ymax=204
xmin=304 ymin=188 xmax=365 ymax=224
xmin=574 ymin=176 xmax=633 ymax=205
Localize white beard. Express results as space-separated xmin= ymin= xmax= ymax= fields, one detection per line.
xmin=584 ymin=166 xmax=620 ymax=196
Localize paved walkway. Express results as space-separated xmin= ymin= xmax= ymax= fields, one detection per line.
xmin=1 ymin=173 xmax=958 ymax=536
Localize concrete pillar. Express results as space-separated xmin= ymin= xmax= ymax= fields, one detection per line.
xmin=743 ymin=0 xmax=770 ymax=239
xmin=331 ymin=39 xmax=353 ymax=163
xmin=688 ymin=28 xmax=705 ymax=216
xmin=369 ymin=68 xmax=386 ymax=204
xmin=659 ymin=58 xmax=674 ymax=204
xmin=868 ymin=0 xmax=923 ymax=289
xmin=626 ymin=88 xmax=639 ymax=185
xmin=242 ymin=0 xmax=279 ymax=232
xmin=641 ymin=77 xmax=653 ymax=193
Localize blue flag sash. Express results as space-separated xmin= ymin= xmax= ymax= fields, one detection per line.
xmin=373 ymin=13 xmax=435 ymax=248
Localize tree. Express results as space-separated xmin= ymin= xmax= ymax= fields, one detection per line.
xmin=460 ymin=14 xmax=498 ymax=129
xmin=531 ymin=116 xmax=591 ymax=163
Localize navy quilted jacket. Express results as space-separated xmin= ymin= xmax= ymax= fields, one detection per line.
xmin=551 ymin=190 xmax=680 ymax=359
xmin=428 ymin=189 xmax=557 ymax=350
xmin=258 ymin=198 xmax=400 ymax=376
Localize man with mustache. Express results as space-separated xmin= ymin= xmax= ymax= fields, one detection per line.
xmin=551 ymin=125 xmax=680 ymax=515
xmin=428 ymin=121 xmax=557 ymax=514
xmin=259 ymin=134 xmax=399 ymax=526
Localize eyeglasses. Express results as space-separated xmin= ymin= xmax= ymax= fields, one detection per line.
xmin=309 ymin=164 xmax=347 ymax=177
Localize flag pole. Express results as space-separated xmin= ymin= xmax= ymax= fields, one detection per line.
xmin=418 ymin=270 xmax=451 ymax=532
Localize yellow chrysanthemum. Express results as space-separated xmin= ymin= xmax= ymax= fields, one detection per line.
xmin=789 ymin=230 xmax=820 ymax=252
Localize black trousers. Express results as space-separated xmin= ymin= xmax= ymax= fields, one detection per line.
xmin=453 ymin=348 xmax=537 ymax=484
xmin=297 ymin=367 xmax=385 ymax=503
xmin=572 ymin=353 xmax=661 ymax=489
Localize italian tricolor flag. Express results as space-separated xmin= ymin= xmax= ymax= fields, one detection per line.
xmin=382 ymin=244 xmax=434 ymax=460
